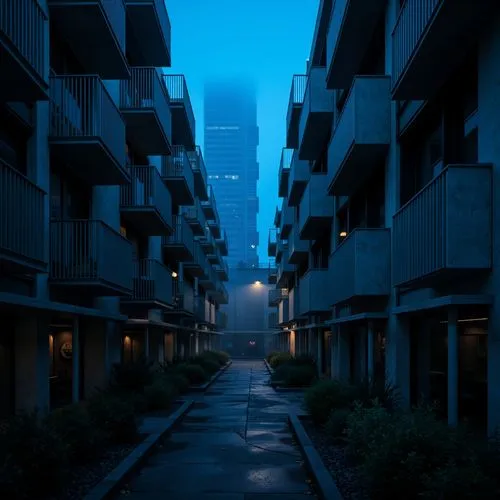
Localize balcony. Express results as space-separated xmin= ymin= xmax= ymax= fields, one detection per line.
xmin=48 ymin=0 xmax=128 ymax=79
xmin=210 ymin=282 xmax=229 ymax=305
xmin=198 ymin=224 xmax=216 ymax=255
xmin=207 ymin=207 xmax=221 ymax=239
xmin=298 ymin=67 xmax=334 ymax=161
xmin=120 ymin=67 xmax=172 ymax=156
xmin=187 ymin=146 xmax=208 ymax=201
xmin=289 ymin=226 xmax=308 ymax=264
xmin=277 ymin=246 xmax=294 ymax=288
xmin=0 ymin=0 xmax=48 ymax=101
xmin=163 ymin=75 xmax=196 ymax=149
xmin=299 ymin=269 xmax=331 ymax=315
xmin=49 ymin=220 xmax=133 ymax=296
xmin=194 ymin=296 xmax=210 ymax=324
xmin=125 ymin=0 xmax=171 ymax=67
xmin=202 ymin=185 xmax=217 ymax=220
xmin=162 ymin=215 xmax=194 ymax=262
xmin=268 ymin=228 xmax=278 ymax=257
xmin=49 ymin=75 xmax=128 ymax=185
xmin=171 ymin=279 xmax=195 ymax=315
xmin=275 ymin=239 xmax=286 ymax=264
xmin=278 ymin=148 xmax=292 ymax=198
xmin=279 ymin=201 xmax=294 ymax=239
xmin=329 ymin=228 xmax=391 ymax=305
xmin=216 ymin=229 xmax=228 ymax=256
xmin=274 ymin=206 xmax=282 ymax=228
xmin=199 ymin=265 xmax=216 ymax=291
xmin=288 ymin=286 xmax=301 ymax=322
xmin=182 ymin=199 xmax=206 ymax=236
xmin=286 ymin=75 xmax=307 ymax=149
xmin=268 ymin=312 xmax=278 ymax=330
xmin=184 ymin=239 xmax=205 ymax=278
xmin=268 ymin=262 xmax=278 ymax=285
xmin=279 ymin=298 xmax=290 ymax=325
xmin=120 ymin=166 xmax=172 ymax=236
xmin=326 ymin=0 xmax=386 ymax=89
xmin=0 ymin=160 xmax=46 ymax=274
xmin=122 ymin=259 xmax=172 ymax=308
xmin=393 ymin=164 xmax=492 ymax=288
xmin=269 ymin=288 xmax=288 ymax=307
xmin=327 ymin=76 xmax=391 ymax=196
xmin=288 ymin=149 xmax=310 ymax=206
xmin=161 ymin=146 xmax=195 ymax=206
xmin=392 ymin=0 xmax=495 ymax=100
xmin=216 ymin=310 xmax=228 ymax=330
xmin=215 ymin=259 xmax=229 ymax=282
xmin=299 ymin=175 xmax=334 ymax=240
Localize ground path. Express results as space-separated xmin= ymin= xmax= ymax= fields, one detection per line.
xmin=117 ymin=359 xmax=316 ymax=499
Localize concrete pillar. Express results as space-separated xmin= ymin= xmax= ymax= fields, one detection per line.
xmin=447 ymin=307 xmax=459 ymax=427
xmin=144 ymin=327 xmax=150 ymax=360
xmin=308 ymin=328 xmax=315 ymax=357
xmin=417 ymin=321 xmax=431 ymax=401
xmin=357 ymin=327 xmax=367 ymax=381
xmin=386 ymin=313 xmax=411 ymax=409
xmin=336 ymin=328 xmax=350 ymax=381
xmin=195 ymin=333 xmax=199 ymax=355
xmin=72 ymin=317 xmax=80 ymax=403
xmin=317 ymin=329 xmax=324 ymax=375
xmin=15 ymin=318 xmax=50 ymax=413
xmin=367 ymin=322 xmax=375 ymax=382
xmin=330 ymin=330 xmax=336 ymax=379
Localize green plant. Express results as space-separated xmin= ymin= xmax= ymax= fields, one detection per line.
xmin=87 ymin=391 xmax=138 ymax=444
xmin=191 ymin=355 xmax=220 ymax=376
xmin=304 ymin=379 xmax=356 ymax=424
xmin=288 ymin=353 xmax=317 ymax=367
xmin=266 ymin=351 xmax=280 ymax=362
xmin=324 ymin=408 xmax=351 ymax=442
xmin=46 ymin=403 xmax=105 ymax=463
xmin=271 ymin=364 xmax=316 ymax=387
xmin=269 ymin=352 xmax=293 ymax=368
xmin=0 ymin=412 xmax=68 ymax=498
xmin=200 ymin=350 xmax=229 ymax=366
xmin=352 ymin=378 xmax=401 ymax=411
xmin=163 ymin=371 xmax=190 ymax=394
xmin=175 ymin=363 xmax=208 ymax=385
xmin=144 ymin=377 xmax=176 ymax=411
xmin=112 ymin=357 xmax=154 ymax=393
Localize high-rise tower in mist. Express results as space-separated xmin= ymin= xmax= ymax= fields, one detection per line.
xmin=204 ymin=80 xmax=259 ymax=268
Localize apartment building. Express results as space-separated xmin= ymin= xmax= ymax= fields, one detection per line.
xmin=0 ymin=0 xmax=229 ymax=417
xmin=269 ymin=0 xmax=500 ymax=434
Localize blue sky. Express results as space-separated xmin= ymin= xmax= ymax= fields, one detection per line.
xmin=167 ymin=0 xmax=319 ymax=262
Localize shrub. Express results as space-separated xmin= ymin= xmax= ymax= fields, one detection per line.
xmin=191 ymin=355 xmax=220 ymax=376
xmin=112 ymin=358 xmax=154 ymax=393
xmin=324 ymin=408 xmax=351 ymax=442
xmin=200 ymin=350 xmax=229 ymax=366
xmin=47 ymin=403 xmax=105 ymax=463
xmin=214 ymin=350 xmax=230 ymax=365
xmin=352 ymin=378 xmax=401 ymax=411
xmin=144 ymin=377 xmax=176 ymax=411
xmin=304 ymin=379 xmax=356 ymax=424
xmin=266 ymin=351 xmax=280 ymax=363
xmin=87 ymin=391 xmax=138 ymax=444
xmin=269 ymin=352 xmax=293 ymax=368
xmin=164 ymin=371 xmax=190 ymax=394
xmin=0 ymin=412 xmax=68 ymax=498
xmin=288 ymin=353 xmax=316 ymax=367
xmin=272 ymin=364 xmax=316 ymax=387
xmin=175 ymin=363 xmax=208 ymax=385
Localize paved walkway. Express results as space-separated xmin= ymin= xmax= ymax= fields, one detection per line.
xmin=118 ymin=360 xmax=316 ymax=499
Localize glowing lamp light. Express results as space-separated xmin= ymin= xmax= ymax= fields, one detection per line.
xmin=172 ymin=271 xmax=178 ymax=278
xmin=254 ymin=280 xmax=262 ymax=286
xmin=340 ymin=231 xmax=347 ymax=238
xmin=249 ymin=341 xmax=256 ymax=346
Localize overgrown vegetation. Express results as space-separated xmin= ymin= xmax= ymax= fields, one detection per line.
xmin=0 ymin=350 xmax=230 ymax=499
xmin=268 ymin=353 xmax=318 ymax=387
xmin=303 ymin=378 xmax=500 ymax=499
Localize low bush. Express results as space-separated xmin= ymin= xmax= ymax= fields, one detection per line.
xmin=272 ymin=364 xmax=316 ymax=387
xmin=201 ymin=350 xmax=230 ymax=366
xmin=288 ymin=353 xmax=317 ymax=367
xmin=0 ymin=412 xmax=68 ymax=498
xmin=304 ymin=379 xmax=356 ymax=424
xmin=266 ymin=351 xmax=280 ymax=363
xmin=111 ymin=357 xmax=154 ymax=393
xmin=46 ymin=403 xmax=105 ymax=463
xmin=324 ymin=408 xmax=351 ymax=442
xmin=144 ymin=377 xmax=176 ymax=411
xmin=351 ymin=378 xmax=401 ymax=412
xmin=191 ymin=355 xmax=220 ymax=376
xmin=163 ymin=371 xmax=190 ymax=394
xmin=345 ymin=402 xmax=498 ymax=499
xmin=269 ymin=352 xmax=293 ymax=369
xmin=87 ymin=390 xmax=138 ymax=444
xmin=175 ymin=363 xmax=208 ymax=385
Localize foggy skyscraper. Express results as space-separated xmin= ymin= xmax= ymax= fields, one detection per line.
xmin=204 ymin=80 xmax=259 ymax=268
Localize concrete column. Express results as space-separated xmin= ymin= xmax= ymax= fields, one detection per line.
xmin=83 ymin=321 xmax=107 ymax=397
xmin=72 ymin=317 xmax=80 ymax=403
xmin=447 ymin=307 xmax=459 ymax=427
xmin=386 ymin=313 xmax=411 ymax=409
xmin=357 ymin=327 xmax=367 ymax=381
xmin=308 ymin=328 xmax=315 ymax=357
xmin=144 ymin=327 xmax=150 ymax=360
xmin=417 ymin=321 xmax=431 ymax=401
xmin=15 ymin=318 xmax=50 ymax=413
xmin=195 ymin=333 xmax=199 ymax=355
xmin=367 ymin=322 xmax=375 ymax=382
xmin=317 ymin=329 xmax=324 ymax=375
xmin=336 ymin=328 xmax=350 ymax=381
xmin=330 ymin=330 xmax=336 ymax=379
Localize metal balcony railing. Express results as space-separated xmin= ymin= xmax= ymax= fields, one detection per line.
xmin=216 ymin=310 xmax=228 ymax=329
xmin=50 ymin=220 xmax=132 ymax=291
xmin=120 ymin=165 xmax=171 ymax=224
xmin=120 ymin=67 xmax=171 ymax=135
xmin=163 ymin=214 xmax=194 ymax=254
xmin=183 ymin=198 xmax=206 ymax=228
xmin=129 ymin=258 xmax=172 ymax=304
xmin=163 ymin=74 xmax=195 ymax=135
xmin=286 ymin=74 xmax=307 ymax=125
xmin=161 ymin=145 xmax=190 ymax=177
xmin=1 ymin=0 xmax=47 ymax=80
xmin=49 ymin=74 xmax=125 ymax=167
xmin=0 ymin=159 xmax=46 ymax=267
xmin=392 ymin=0 xmax=440 ymax=88
xmin=269 ymin=288 xmax=288 ymax=305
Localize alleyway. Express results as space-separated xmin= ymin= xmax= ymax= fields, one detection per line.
xmin=118 ymin=360 xmax=315 ymax=499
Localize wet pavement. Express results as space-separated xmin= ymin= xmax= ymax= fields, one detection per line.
xmin=118 ymin=360 xmax=315 ymax=499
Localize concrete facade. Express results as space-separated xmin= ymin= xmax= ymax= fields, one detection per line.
xmin=0 ymin=0 xmax=229 ymax=416
xmin=270 ymin=0 xmax=499 ymax=434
